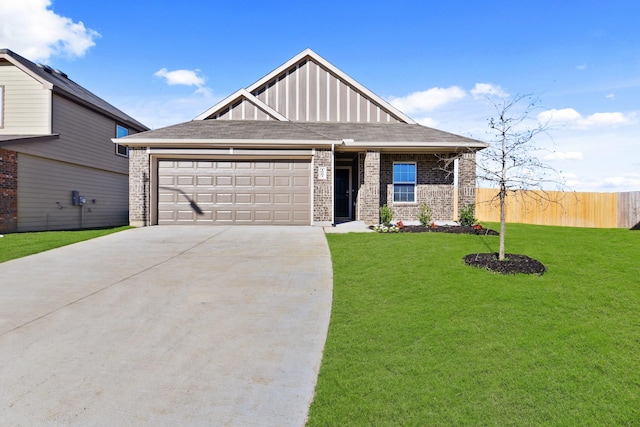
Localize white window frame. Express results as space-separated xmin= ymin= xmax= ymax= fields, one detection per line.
xmin=115 ymin=125 xmax=129 ymax=157
xmin=393 ymin=161 xmax=417 ymax=203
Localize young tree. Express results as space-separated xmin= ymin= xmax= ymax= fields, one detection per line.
xmin=478 ymin=94 xmax=561 ymax=261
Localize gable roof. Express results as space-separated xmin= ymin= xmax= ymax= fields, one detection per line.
xmin=195 ymin=48 xmax=416 ymax=124
xmin=120 ymin=120 xmax=487 ymax=152
xmin=0 ymin=48 xmax=148 ymax=131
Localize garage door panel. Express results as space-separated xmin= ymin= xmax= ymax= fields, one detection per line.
xmin=254 ymin=176 xmax=271 ymax=186
xmin=254 ymin=211 xmax=272 ymax=221
xmin=293 ymin=194 xmax=310 ymax=204
xmin=216 ymin=176 xmax=232 ymax=186
xmin=255 ymin=194 xmax=271 ymax=204
xmin=215 ymin=193 xmax=233 ymax=204
xmin=235 ymin=193 xmax=252 ymax=204
xmin=274 ymin=176 xmax=291 ymax=187
xmin=158 ymin=159 xmax=311 ymax=225
xmin=215 ymin=210 xmax=233 ymax=221
xmin=235 ymin=176 xmax=252 ymax=186
xmin=293 ymin=176 xmax=310 ymax=187
xmin=196 ymin=176 xmax=213 ymax=186
xmin=177 ymin=176 xmax=194 ymax=186
xmin=196 ymin=193 xmax=213 ymax=203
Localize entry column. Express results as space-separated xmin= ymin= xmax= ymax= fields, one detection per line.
xmin=359 ymin=150 xmax=380 ymax=225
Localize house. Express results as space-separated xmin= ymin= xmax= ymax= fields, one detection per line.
xmin=0 ymin=48 xmax=149 ymax=233
xmin=119 ymin=49 xmax=486 ymax=227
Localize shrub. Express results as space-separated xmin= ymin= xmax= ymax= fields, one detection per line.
xmin=380 ymin=204 xmax=393 ymax=226
xmin=418 ymin=202 xmax=432 ymax=226
xmin=458 ymin=204 xmax=478 ymax=226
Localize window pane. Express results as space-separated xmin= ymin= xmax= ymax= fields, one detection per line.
xmin=393 ymin=163 xmax=416 ymax=183
xmin=394 ymin=184 xmax=415 ymax=202
xmin=116 ymin=125 xmax=128 ymax=138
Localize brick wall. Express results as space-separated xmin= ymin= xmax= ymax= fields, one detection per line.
xmin=357 ymin=151 xmax=380 ymax=225
xmin=0 ymin=149 xmax=18 ymax=233
xmin=313 ymin=149 xmax=332 ymax=223
xmin=128 ymin=148 xmax=150 ymax=227
xmin=458 ymin=152 xmax=477 ymax=217
xmin=380 ymin=153 xmax=455 ymax=223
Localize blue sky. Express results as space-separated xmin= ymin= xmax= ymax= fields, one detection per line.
xmin=1 ymin=0 xmax=639 ymax=191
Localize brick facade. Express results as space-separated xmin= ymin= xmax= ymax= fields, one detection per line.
xmin=313 ymin=149 xmax=332 ymax=224
xmin=356 ymin=151 xmax=381 ymax=225
xmin=380 ymin=153 xmax=455 ymax=223
xmin=0 ymin=149 xmax=18 ymax=233
xmin=457 ymin=152 xmax=477 ymax=217
xmin=128 ymin=148 xmax=150 ymax=227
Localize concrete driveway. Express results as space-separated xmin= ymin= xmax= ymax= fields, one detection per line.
xmin=0 ymin=226 xmax=333 ymax=426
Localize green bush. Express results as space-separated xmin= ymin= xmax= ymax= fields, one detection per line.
xmin=379 ymin=204 xmax=394 ymax=226
xmin=458 ymin=204 xmax=477 ymax=226
xmin=418 ymin=202 xmax=432 ymax=226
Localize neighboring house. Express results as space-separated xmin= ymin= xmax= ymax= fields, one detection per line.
xmin=0 ymin=49 xmax=149 ymax=233
xmin=119 ymin=49 xmax=486 ymax=227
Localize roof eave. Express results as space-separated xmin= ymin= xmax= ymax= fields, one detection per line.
xmin=339 ymin=140 xmax=488 ymax=152
xmin=112 ymin=138 xmax=337 ymax=149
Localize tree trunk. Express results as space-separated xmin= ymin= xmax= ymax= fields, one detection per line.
xmin=499 ymin=191 xmax=506 ymax=261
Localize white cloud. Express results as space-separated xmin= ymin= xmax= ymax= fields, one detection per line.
xmin=606 ymin=93 xmax=616 ymax=99
xmin=415 ymin=117 xmax=439 ymax=127
xmin=537 ymin=108 xmax=635 ymax=128
xmin=576 ymin=64 xmax=587 ymax=70
xmin=470 ymin=83 xmax=509 ymax=99
xmin=586 ymin=112 xmax=633 ymax=126
xmin=600 ymin=174 xmax=640 ymax=190
xmin=389 ymin=86 xmax=466 ymax=114
xmin=154 ymin=68 xmax=206 ymax=87
xmin=0 ymin=0 xmax=99 ymax=61
xmin=543 ymin=151 xmax=584 ymax=161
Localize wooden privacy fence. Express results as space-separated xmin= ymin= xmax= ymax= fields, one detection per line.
xmin=475 ymin=188 xmax=640 ymax=229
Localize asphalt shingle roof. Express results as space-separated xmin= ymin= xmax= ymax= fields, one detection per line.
xmin=124 ymin=120 xmax=483 ymax=146
xmin=0 ymin=49 xmax=148 ymax=131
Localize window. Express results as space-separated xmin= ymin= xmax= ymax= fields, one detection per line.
xmin=393 ymin=162 xmax=416 ymax=203
xmin=115 ymin=125 xmax=128 ymax=157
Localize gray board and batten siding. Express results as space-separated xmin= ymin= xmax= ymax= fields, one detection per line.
xmin=212 ymin=59 xmax=405 ymax=123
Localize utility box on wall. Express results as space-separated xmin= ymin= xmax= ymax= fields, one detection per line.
xmin=71 ymin=191 xmax=86 ymax=206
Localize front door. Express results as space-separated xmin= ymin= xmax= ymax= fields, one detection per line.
xmin=334 ymin=167 xmax=351 ymax=220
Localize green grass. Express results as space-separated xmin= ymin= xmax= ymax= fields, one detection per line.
xmin=307 ymin=223 xmax=640 ymax=426
xmin=0 ymin=226 xmax=131 ymax=263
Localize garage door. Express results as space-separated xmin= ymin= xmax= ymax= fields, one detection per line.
xmin=157 ymin=160 xmax=311 ymax=225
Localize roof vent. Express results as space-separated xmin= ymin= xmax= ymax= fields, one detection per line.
xmin=53 ymin=69 xmax=68 ymax=78
xmin=37 ymin=63 xmax=54 ymax=74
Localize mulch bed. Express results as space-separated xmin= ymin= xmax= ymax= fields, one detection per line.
xmin=393 ymin=225 xmax=545 ymax=275
xmin=398 ymin=225 xmax=499 ymax=235
xmin=464 ymin=253 xmax=546 ymax=275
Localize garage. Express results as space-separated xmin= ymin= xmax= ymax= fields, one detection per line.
xmin=157 ymin=159 xmax=312 ymax=225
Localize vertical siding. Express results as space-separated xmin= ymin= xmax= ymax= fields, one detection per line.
xmin=3 ymin=94 xmax=129 ymax=174
xmin=17 ymin=154 xmax=128 ymax=231
xmin=0 ymin=62 xmax=51 ymax=134
xmin=248 ymin=58 xmax=403 ymax=123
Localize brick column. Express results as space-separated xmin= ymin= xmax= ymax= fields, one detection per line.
xmin=359 ymin=150 xmax=380 ymax=225
xmin=458 ymin=152 xmax=477 ymax=217
xmin=0 ymin=149 xmax=18 ymax=233
xmin=313 ymin=149 xmax=333 ymax=225
xmin=128 ymin=148 xmax=150 ymax=227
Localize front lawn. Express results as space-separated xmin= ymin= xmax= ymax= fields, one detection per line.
xmin=0 ymin=226 xmax=130 ymax=263
xmin=307 ymin=224 xmax=639 ymax=426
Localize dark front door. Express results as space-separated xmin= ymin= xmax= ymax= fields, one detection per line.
xmin=334 ymin=168 xmax=350 ymax=219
